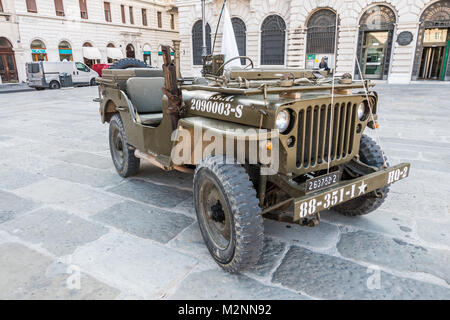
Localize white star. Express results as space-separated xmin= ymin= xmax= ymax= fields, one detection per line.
xmin=358 ymin=181 xmax=367 ymax=195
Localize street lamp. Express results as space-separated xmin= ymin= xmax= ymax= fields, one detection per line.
xmin=201 ymin=0 xmax=207 ymax=57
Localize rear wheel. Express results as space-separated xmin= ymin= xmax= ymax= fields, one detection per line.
xmin=334 ymin=134 xmax=389 ymax=216
xmin=194 ymin=156 xmax=264 ymax=273
xmin=109 ymin=114 xmax=140 ymax=177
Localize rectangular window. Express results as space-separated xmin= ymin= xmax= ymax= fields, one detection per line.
xmin=129 ymin=6 xmax=134 ymax=24
xmin=170 ymin=13 xmax=174 ymax=30
xmin=79 ymin=0 xmax=88 ymax=19
xmin=121 ymin=4 xmax=125 ymax=23
xmin=26 ymin=0 xmax=37 ymax=13
xmin=104 ymin=2 xmax=111 ymax=22
xmin=157 ymin=11 xmax=162 ymax=28
xmin=142 ymin=8 xmax=147 ymax=26
xmin=54 ymin=0 xmax=64 ymax=17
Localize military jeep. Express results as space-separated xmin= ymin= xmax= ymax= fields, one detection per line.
xmin=96 ymin=46 xmax=410 ymax=273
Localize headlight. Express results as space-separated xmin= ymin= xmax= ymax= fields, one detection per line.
xmin=276 ymin=110 xmax=290 ymax=133
xmin=357 ymin=102 xmax=367 ymax=120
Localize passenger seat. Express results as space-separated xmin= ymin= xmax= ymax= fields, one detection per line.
xmin=126 ymin=77 xmax=165 ymax=126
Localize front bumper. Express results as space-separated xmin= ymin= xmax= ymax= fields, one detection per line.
xmin=293 ymin=163 xmax=410 ymax=221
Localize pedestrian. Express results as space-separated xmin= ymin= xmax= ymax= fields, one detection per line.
xmin=319 ymin=57 xmax=330 ymax=71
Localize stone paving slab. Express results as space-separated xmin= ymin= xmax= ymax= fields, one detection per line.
xmin=263 ymin=219 xmax=339 ymax=250
xmin=272 ymin=246 xmax=450 ymax=299
xmin=168 ymin=269 xmax=306 ymax=300
xmin=322 ymin=209 xmax=417 ymax=241
xmin=337 ymin=230 xmax=450 ymax=284
xmin=0 ymin=243 xmax=119 ymax=299
xmin=56 ymin=151 xmax=113 ymax=170
xmin=93 ymin=200 xmax=194 ymax=244
xmin=0 ymin=208 xmax=108 ymax=256
xmin=43 ymin=163 xmax=124 ymax=188
xmin=106 ymin=179 xmax=192 ymax=208
xmin=71 ymin=232 xmax=198 ymax=299
xmin=0 ymin=190 xmax=39 ymax=224
xmin=0 ymin=167 xmax=46 ymax=190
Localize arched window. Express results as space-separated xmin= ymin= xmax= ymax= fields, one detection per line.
xmin=83 ymin=42 xmax=93 ymax=47
xmin=231 ymin=17 xmax=246 ymax=64
xmin=107 ymin=43 xmax=115 ymax=48
xmin=192 ymin=20 xmax=211 ymax=65
xmin=306 ymin=9 xmax=337 ymax=55
xmin=356 ymin=5 xmax=396 ymax=80
xmin=126 ymin=44 xmax=135 ymax=58
xmin=260 ymin=15 xmax=286 ymax=65
xmin=30 ymin=39 xmax=47 ymax=61
xmin=58 ymin=41 xmax=72 ymax=61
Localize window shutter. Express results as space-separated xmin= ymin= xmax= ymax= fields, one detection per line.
xmin=121 ymin=5 xmax=125 ymax=23
xmin=54 ymin=0 xmax=64 ymax=14
xmin=26 ymin=0 xmax=37 ymax=13
xmin=79 ymin=0 xmax=87 ymax=18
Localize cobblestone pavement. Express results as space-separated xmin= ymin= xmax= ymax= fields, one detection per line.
xmin=0 ymin=84 xmax=449 ymax=299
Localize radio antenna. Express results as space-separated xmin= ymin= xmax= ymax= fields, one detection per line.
xmin=212 ymin=0 xmax=227 ymax=54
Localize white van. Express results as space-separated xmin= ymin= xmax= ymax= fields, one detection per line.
xmin=26 ymin=61 xmax=98 ymax=89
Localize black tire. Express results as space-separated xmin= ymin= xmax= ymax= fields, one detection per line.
xmin=334 ymin=134 xmax=389 ymax=216
xmin=109 ymin=114 xmax=140 ymax=177
xmin=90 ymin=78 xmax=97 ymax=86
xmin=108 ymin=58 xmax=148 ymax=70
xmin=49 ymin=81 xmax=60 ymax=89
xmin=194 ymin=156 xmax=264 ymax=273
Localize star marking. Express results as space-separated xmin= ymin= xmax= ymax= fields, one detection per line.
xmin=358 ymin=181 xmax=367 ymax=195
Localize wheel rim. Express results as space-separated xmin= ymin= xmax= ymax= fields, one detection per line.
xmin=199 ymin=178 xmax=231 ymax=250
xmin=111 ymin=126 xmax=125 ymax=168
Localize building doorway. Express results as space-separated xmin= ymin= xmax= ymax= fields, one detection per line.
xmin=418 ymin=28 xmax=449 ymax=80
xmin=361 ymin=31 xmax=389 ymax=79
xmin=356 ymin=5 xmax=396 ymax=80
xmin=412 ymin=1 xmax=450 ymax=81
xmin=0 ymin=37 xmax=18 ymax=83
xmin=126 ymin=44 xmax=135 ymax=58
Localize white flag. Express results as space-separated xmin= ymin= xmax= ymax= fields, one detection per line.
xmin=221 ymin=5 xmax=241 ymax=68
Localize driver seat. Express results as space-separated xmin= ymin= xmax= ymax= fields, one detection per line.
xmin=126 ymin=77 xmax=165 ymax=126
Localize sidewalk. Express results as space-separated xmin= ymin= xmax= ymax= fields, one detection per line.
xmin=0 ymin=83 xmax=34 ymax=94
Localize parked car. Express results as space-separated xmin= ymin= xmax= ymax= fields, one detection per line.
xmin=26 ymin=61 xmax=98 ymax=90
xmin=91 ymin=63 xmax=111 ymax=77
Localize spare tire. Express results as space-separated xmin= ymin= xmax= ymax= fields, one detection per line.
xmin=109 ymin=58 xmax=148 ymax=70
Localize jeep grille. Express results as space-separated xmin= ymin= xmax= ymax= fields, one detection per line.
xmin=296 ymin=102 xmax=357 ymax=168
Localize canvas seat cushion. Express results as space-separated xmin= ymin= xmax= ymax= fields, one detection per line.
xmin=139 ymin=113 xmax=163 ymax=126
xmin=126 ymin=77 xmax=165 ymax=114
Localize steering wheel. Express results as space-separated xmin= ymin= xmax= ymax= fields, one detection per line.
xmin=217 ymin=56 xmax=254 ymax=75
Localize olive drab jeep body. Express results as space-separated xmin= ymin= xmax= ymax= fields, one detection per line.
xmin=95 ymin=46 xmax=410 ymax=273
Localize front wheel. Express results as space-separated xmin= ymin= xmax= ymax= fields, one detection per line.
xmin=49 ymin=81 xmax=60 ymax=89
xmin=334 ymin=134 xmax=389 ymax=216
xmin=194 ymin=156 xmax=264 ymax=273
xmin=109 ymin=114 xmax=140 ymax=177
xmin=90 ymin=78 xmax=97 ymax=86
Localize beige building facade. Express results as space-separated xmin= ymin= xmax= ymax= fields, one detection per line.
xmin=176 ymin=0 xmax=450 ymax=83
xmin=0 ymin=0 xmax=178 ymax=83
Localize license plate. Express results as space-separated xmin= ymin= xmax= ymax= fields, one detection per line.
xmin=306 ymin=172 xmax=339 ymax=193
xmin=294 ymin=163 xmax=410 ymax=221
